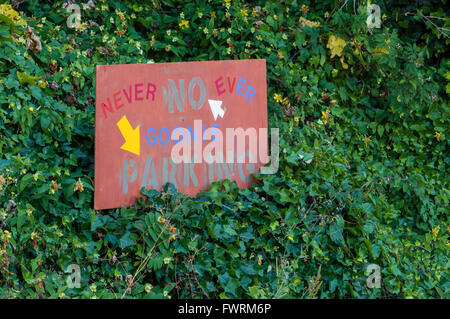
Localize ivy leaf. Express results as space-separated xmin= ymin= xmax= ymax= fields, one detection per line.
xmin=328 ymin=222 xmax=344 ymax=245
xmin=18 ymin=173 xmax=33 ymax=193
xmin=223 ymin=224 xmax=237 ymax=236
xmin=17 ymin=71 xmax=40 ymax=86
xmin=327 ymin=35 xmax=347 ymax=58
xmin=119 ymin=232 xmax=135 ymax=249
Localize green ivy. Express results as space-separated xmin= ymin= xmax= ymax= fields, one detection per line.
xmin=0 ymin=0 xmax=448 ymax=299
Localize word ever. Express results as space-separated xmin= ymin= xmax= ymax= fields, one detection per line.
xmin=214 ymin=76 xmax=256 ymax=104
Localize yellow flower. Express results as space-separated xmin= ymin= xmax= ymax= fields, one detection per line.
xmin=432 ymin=226 xmax=439 ymax=238
xmin=157 ymin=216 xmax=165 ymax=224
xmin=240 ymin=9 xmax=248 ymax=16
xmin=150 ymin=35 xmax=156 ymax=48
xmin=224 ymin=0 xmax=231 ymax=3
xmin=211 ymin=11 xmax=216 ymax=19
xmin=288 ymin=236 xmax=294 ymax=241
xmin=29 ymin=107 xmax=34 ymax=112
xmin=4 ymin=230 xmax=11 ymax=240
xmin=252 ymin=7 xmax=261 ymax=17
xmin=362 ymin=135 xmax=372 ymax=147
xmin=274 ymin=93 xmax=283 ymax=103
xmin=340 ymin=56 xmax=348 ymax=69
xmin=301 ymin=4 xmax=309 ymax=14
xmin=74 ymin=178 xmax=84 ymax=192
xmin=179 ymin=19 xmax=189 ymax=29
xmin=145 ymin=284 xmax=153 ymax=293
xmin=257 ymin=255 xmax=263 ymax=265
xmin=435 ymin=131 xmax=441 ymax=142
xmin=321 ymin=110 xmax=330 ymax=123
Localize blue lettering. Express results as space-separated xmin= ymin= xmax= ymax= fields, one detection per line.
xmin=146 ymin=128 xmax=157 ymax=146
xmin=159 ymin=127 xmax=170 ymax=145
xmin=236 ymin=77 xmax=246 ymax=97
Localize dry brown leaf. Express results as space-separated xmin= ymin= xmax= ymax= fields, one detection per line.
xmin=25 ymin=26 xmax=42 ymax=52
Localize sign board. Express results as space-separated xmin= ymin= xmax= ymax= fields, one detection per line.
xmin=94 ymin=59 xmax=268 ymax=210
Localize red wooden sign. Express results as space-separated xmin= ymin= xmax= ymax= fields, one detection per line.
xmin=94 ymin=59 xmax=268 ymax=210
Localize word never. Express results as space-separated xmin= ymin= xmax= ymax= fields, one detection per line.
xmin=101 ymin=82 xmax=157 ymax=119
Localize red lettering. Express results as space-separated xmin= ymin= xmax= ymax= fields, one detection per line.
xmin=101 ymin=82 xmax=157 ymax=119
xmin=101 ymin=98 xmax=114 ymax=118
xmin=123 ymin=86 xmax=132 ymax=103
xmin=135 ymin=83 xmax=144 ymax=101
xmin=215 ymin=76 xmax=225 ymax=96
xmin=113 ymin=91 xmax=124 ymax=110
xmin=146 ymin=83 xmax=156 ymax=101
xmin=227 ymin=76 xmax=236 ymax=93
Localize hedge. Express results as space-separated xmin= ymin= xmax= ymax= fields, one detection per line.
xmin=0 ymin=0 xmax=448 ymax=299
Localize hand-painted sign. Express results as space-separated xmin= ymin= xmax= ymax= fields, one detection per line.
xmin=95 ymin=59 xmax=267 ymax=210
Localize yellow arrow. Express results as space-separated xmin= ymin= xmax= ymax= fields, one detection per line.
xmin=117 ymin=115 xmax=140 ymax=155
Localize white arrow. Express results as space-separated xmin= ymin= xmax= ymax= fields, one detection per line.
xmin=208 ymin=99 xmax=226 ymax=120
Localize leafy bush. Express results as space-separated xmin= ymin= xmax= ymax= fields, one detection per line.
xmin=0 ymin=0 xmax=448 ymax=299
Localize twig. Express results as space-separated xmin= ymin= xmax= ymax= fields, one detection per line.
xmin=414 ymin=245 xmax=431 ymax=253
xmin=325 ymin=0 xmax=346 ymax=24
xmin=404 ymin=12 xmax=450 ymax=39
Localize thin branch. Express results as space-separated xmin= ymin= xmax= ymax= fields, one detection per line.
xmin=404 ymin=12 xmax=450 ymax=39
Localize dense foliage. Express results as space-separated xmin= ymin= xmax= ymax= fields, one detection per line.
xmin=0 ymin=0 xmax=448 ymax=299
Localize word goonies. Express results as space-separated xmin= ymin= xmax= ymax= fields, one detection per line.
xmin=95 ymin=59 xmax=268 ymax=210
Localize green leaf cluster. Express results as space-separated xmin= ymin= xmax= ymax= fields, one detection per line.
xmin=0 ymin=0 xmax=448 ymax=299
